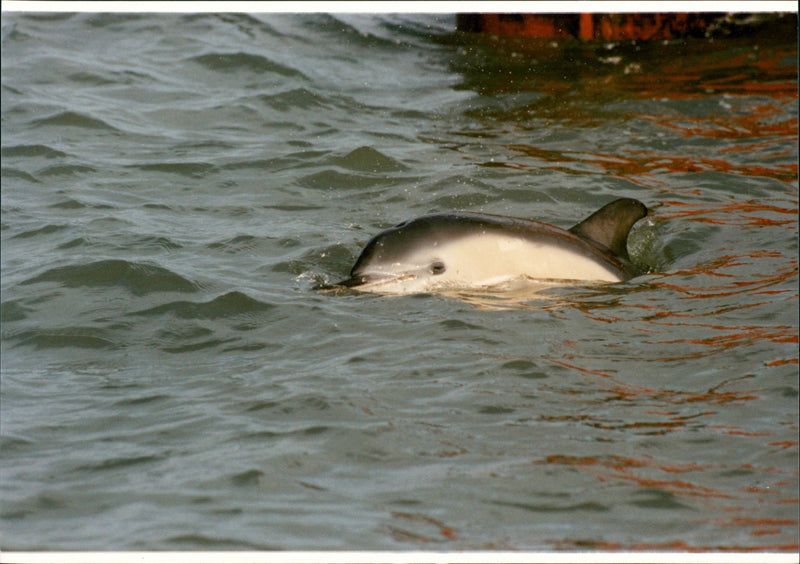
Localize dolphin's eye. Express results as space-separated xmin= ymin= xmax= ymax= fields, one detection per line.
xmin=430 ymin=261 xmax=446 ymax=275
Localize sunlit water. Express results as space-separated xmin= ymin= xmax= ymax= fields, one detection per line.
xmin=1 ymin=12 xmax=798 ymax=551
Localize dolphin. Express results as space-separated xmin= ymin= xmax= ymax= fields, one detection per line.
xmin=335 ymin=198 xmax=648 ymax=295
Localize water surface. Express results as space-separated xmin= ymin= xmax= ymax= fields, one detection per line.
xmin=1 ymin=12 xmax=798 ymax=551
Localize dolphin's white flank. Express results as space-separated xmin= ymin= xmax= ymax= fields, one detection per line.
xmin=336 ymin=198 xmax=648 ymax=295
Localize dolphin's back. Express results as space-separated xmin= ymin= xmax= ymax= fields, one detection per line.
xmin=343 ymin=198 xmax=648 ymax=291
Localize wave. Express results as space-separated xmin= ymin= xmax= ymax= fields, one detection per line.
xmin=20 ymin=259 xmax=199 ymax=296
xmin=328 ymin=146 xmax=408 ymax=173
xmin=254 ymin=87 xmax=329 ymax=112
xmin=1 ymin=144 xmax=69 ymax=159
xmin=218 ymin=149 xmax=330 ymax=173
xmin=0 ymin=300 xmax=32 ymax=323
xmin=53 ymin=234 xmax=183 ymax=252
xmin=74 ymin=454 xmax=164 ymax=473
xmin=164 ymin=533 xmax=275 ymax=551
xmin=130 ymin=291 xmax=274 ymax=320
xmin=10 ymin=328 xmax=117 ymax=350
xmin=297 ymin=169 xmax=409 ymax=191
xmin=0 ymin=167 xmax=41 ymax=184
xmin=49 ymin=197 xmax=113 ymax=210
xmin=38 ymin=163 xmax=98 ymax=177
xmin=189 ymin=52 xmax=305 ymax=79
xmin=131 ymin=161 xmax=217 ymax=178
xmin=30 ymin=110 xmax=120 ymax=132
xmin=9 ymin=224 xmax=69 ymax=240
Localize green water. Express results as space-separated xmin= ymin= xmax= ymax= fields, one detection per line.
xmin=1 ymin=12 xmax=797 ymax=551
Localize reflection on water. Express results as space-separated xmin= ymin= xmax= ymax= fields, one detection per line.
xmin=437 ymin=279 xmax=618 ymax=311
xmin=1 ymin=11 xmax=797 ymax=552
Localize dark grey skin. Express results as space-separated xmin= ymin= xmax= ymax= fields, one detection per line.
xmin=336 ymin=198 xmax=649 ymax=290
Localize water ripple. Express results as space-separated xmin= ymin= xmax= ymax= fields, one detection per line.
xmin=2 ymin=11 xmax=796 ymax=552
xmin=190 ymin=52 xmax=305 ymax=78
xmin=20 ymin=259 xmax=199 ymax=296
xmin=1 ymin=144 xmax=69 ymax=159
xmin=30 ymin=110 xmax=119 ymax=131
xmin=130 ymin=291 xmax=274 ymax=320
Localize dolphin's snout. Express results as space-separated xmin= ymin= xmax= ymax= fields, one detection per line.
xmin=335 ymin=275 xmax=369 ymax=288
xmin=334 ymin=272 xmax=417 ymax=290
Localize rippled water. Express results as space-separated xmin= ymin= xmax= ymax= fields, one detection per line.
xmin=1 ymin=11 xmax=798 ymax=552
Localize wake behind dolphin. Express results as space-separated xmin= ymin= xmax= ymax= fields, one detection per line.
xmin=335 ymin=198 xmax=648 ymax=295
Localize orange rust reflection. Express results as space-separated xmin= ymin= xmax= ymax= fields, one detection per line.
xmin=503 ymin=143 xmax=798 ymax=184
xmin=768 ymin=440 xmax=800 ymax=453
xmin=536 ymin=454 xmax=799 ymax=550
xmin=640 ymin=109 xmax=798 ymax=141
xmin=658 ymin=201 xmax=798 ymax=227
xmin=647 ymin=323 xmax=797 ymax=349
xmin=709 ymin=425 xmax=771 ymax=437
xmin=387 ymin=511 xmax=459 ymax=543
xmin=549 ymin=538 xmax=799 ymax=551
xmin=547 ymin=358 xmax=761 ymax=407
xmin=535 ymin=454 xmax=737 ymax=500
xmin=497 ymin=73 xmax=798 ymax=181
xmin=628 ymin=42 xmax=798 ymax=100
xmin=539 ymin=454 xmax=714 ymax=473
xmin=650 ymin=254 xmax=798 ymax=301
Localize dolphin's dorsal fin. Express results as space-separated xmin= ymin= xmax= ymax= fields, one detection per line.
xmin=568 ymin=198 xmax=648 ymax=261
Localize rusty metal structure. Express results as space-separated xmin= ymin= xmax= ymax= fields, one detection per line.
xmin=456 ymin=13 xmax=730 ymax=40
